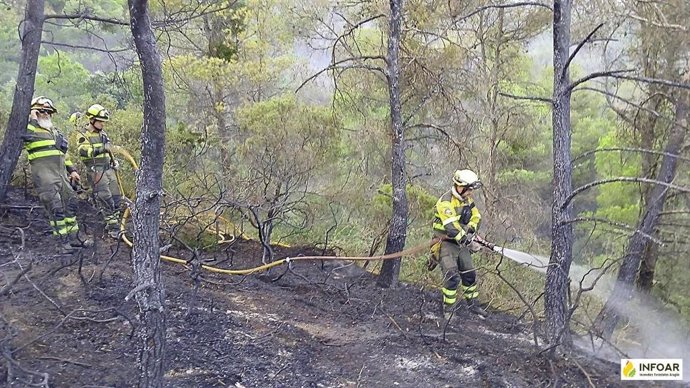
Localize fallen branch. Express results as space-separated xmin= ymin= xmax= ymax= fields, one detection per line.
xmin=0 ymin=262 xmax=32 ymax=296
xmin=12 ymin=309 xmax=124 ymax=355
xmin=572 ymin=358 xmax=596 ymax=388
xmin=1 ymin=344 xmax=50 ymax=387
xmin=16 ymin=259 xmax=65 ymax=316
xmin=37 ymin=356 xmax=92 ymax=368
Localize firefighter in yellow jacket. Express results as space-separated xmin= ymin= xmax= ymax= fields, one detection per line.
xmin=23 ymin=96 xmax=91 ymax=253
xmin=432 ymin=169 xmax=485 ymax=318
xmin=77 ymin=104 xmax=122 ymax=239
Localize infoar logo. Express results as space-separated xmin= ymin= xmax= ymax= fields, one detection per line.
xmin=622 ymin=360 xmax=636 ymax=378
xmin=621 ymin=359 xmax=683 ymax=381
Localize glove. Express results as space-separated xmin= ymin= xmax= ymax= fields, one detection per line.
xmin=56 ymin=133 xmax=69 ymax=153
xmin=459 ymin=230 xmax=476 ymax=246
xmin=111 ymin=159 xmax=120 ymax=170
xmin=458 ymin=234 xmax=471 ymax=246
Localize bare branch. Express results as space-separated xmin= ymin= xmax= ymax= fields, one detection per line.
xmin=44 ymin=14 xmax=129 ymax=25
xmin=562 ymin=177 xmax=690 ymax=209
xmin=16 ymin=259 xmax=65 ymax=316
xmin=405 ymin=123 xmax=462 ymax=150
xmin=628 ymin=13 xmax=687 ymax=31
xmin=609 ymin=75 xmax=690 ymax=90
xmin=0 ymin=262 xmax=31 ymax=297
xmin=573 ymin=147 xmax=690 ymax=164
xmin=295 ymin=56 xmax=387 ymax=93
xmin=568 ymin=69 xmax=635 ymax=92
xmin=45 ymin=2 xmax=237 ymax=29
xmin=37 ymin=356 xmax=92 ymax=368
xmin=560 ymin=217 xmax=663 ymax=245
xmin=335 ymin=14 xmax=385 ymax=51
xmin=573 ymin=86 xmax=671 ymax=123
xmin=41 ymin=41 xmax=131 ymax=53
xmin=562 ymin=23 xmax=604 ymax=81
xmin=453 ymin=2 xmax=552 ymax=24
xmin=498 ymin=92 xmax=552 ymax=104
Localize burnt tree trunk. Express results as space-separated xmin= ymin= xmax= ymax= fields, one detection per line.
xmin=637 ymin=240 xmax=659 ymax=291
xmin=637 ymin=96 xmax=662 ymax=292
xmin=595 ymin=99 xmax=687 ymax=340
xmin=0 ymin=0 xmax=45 ymax=202
xmin=377 ymin=0 xmax=408 ymax=288
xmin=544 ymin=0 xmax=574 ymax=347
xmin=128 ymin=0 xmax=167 ymax=385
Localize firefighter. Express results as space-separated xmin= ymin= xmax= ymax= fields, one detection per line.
xmin=23 ymin=96 xmax=91 ymax=253
xmin=77 ymin=104 xmax=122 ymax=239
xmin=431 ymin=169 xmax=486 ymax=318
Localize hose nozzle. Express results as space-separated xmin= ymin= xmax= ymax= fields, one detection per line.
xmin=474 ymin=235 xmax=496 ymax=251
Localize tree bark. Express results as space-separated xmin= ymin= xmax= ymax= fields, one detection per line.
xmin=0 ymin=0 xmax=45 ymax=202
xmin=128 ymin=0 xmax=167 ymax=385
xmin=595 ymin=98 xmax=687 ymax=340
xmin=637 ymin=98 xmax=661 ymax=292
xmin=637 ymin=240 xmax=659 ymax=291
xmin=544 ymin=0 xmax=574 ymax=347
xmin=377 ymin=0 xmax=408 ymax=288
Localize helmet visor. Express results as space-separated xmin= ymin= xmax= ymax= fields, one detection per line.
xmin=91 ymin=109 xmax=110 ymax=121
xmin=467 ymin=181 xmax=483 ymax=190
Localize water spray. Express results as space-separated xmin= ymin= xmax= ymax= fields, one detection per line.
xmin=474 ymin=235 xmax=549 ymax=273
xmin=475 ymin=235 xmax=689 ymax=380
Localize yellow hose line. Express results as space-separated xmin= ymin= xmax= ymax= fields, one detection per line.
xmin=114 ymin=146 xmax=433 ymax=275
xmin=112 ymin=146 xmax=139 ymax=170
xmin=119 ymin=207 xmax=285 ymax=275
xmin=118 ymin=206 xmax=438 ymax=276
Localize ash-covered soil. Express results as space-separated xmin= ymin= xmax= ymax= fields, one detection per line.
xmin=0 ymin=188 xmax=648 ymax=387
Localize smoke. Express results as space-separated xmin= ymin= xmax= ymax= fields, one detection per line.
xmin=495 ymin=246 xmax=690 ymax=380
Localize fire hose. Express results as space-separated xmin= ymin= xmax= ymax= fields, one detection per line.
xmin=110 ymin=146 xmax=458 ymax=275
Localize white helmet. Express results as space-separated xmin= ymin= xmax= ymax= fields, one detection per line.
xmin=31 ymin=96 xmax=57 ymax=114
xmin=452 ymin=169 xmax=482 ymax=190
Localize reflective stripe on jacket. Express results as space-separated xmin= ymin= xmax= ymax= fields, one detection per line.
xmin=77 ymin=129 xmax=111 ymax=166
xmin=23 ymin=120 xmax=76 ymax=173
xmin=432 ymin=190 xmax=481 ymax=243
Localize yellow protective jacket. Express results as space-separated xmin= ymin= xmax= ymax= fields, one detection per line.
xmin=432 ymin=190 xmax=481 ymax=243
xmin=23 ymin=119 xmax=77 ymax=174
xmin=77 ymin=128 xmax=112 ymax=167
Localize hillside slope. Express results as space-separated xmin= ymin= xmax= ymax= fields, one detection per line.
xmin=0 ymin=189 xmax=648 ymax=387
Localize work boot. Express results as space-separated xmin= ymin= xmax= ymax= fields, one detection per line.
xmin=466 ymin=299 xmax=487 ymax=318
xmin=105 ymin=225 xmax=121 ymax=240
xmin=67 ymin=232 xmax=93 ymax=248
xmin=107 ymin=229 xmax=120 ymax=240
xmin=59 ymin=240 xmax=79 ymax=254
xmin=442 ymin=302 xmax=456 ymax=321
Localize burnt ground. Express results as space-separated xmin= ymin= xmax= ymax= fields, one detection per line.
xmin=0 ymin=188 xmax=669 ymax=388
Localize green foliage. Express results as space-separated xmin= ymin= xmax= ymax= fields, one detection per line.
xmin=35 ymin=54 xmax=91 ymax=109
xmin=235 ymin=94 xmax=338 ymax=185
xmin=592 ymin=132 xmax=641 ymax=225
xmin=373 ymin=183 xmax=437 ymax=222
xmin=0 ymin=7 xmax=20 ymax=86
xmin=1 ymin=0 xmax=687 ymax=328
